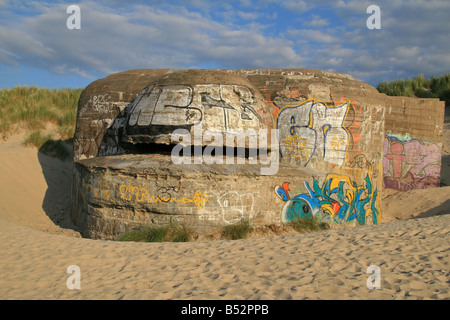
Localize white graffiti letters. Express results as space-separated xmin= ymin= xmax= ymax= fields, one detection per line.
xmin=128 ymin=84 xmax=261 ymax=131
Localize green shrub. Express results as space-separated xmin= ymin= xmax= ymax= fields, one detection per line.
xmin=23 ymin=130 xmax=52 ymax=149
xmin=167 ymin=224 xmax=195 ymax=242
xmin=220 ymin=219 xmax=253 ymax=240
xmin=287 ymin=217 xmax=329 ymax=233
xmin=377 ymin=73 xmax=450 ymax=106
xmin=39 ymin=139 xmax=71 ymax=160
xmin=117 ymin=223 xmax=195 ymax=242
xmin=0 ymin=86 xmax=83 ymax=140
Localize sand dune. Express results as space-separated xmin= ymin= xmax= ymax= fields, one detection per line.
xmin=0 ymin=119 xmax=449 ymax=299
xmin=0 ymin=210 xmax=448 ymax=300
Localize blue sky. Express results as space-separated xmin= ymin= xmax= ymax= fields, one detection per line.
xmin=1 ymin=0 xmax=449 ymax=89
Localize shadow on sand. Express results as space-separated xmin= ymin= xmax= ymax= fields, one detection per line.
xmin=418 ymin=199 xmax=450 ymax=219
xmin=37 ymin=139 xmax=81 ymax=235
xmin=441 ymin=154 xmax=450 ymax=186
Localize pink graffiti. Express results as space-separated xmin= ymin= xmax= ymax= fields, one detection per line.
xmin=385 ymin=142 xmax=406 ymax=178
xmin=384 ymin=137 xmax=441 ymax=180
xmin=404 ymin=140 xmax=441 ymax=178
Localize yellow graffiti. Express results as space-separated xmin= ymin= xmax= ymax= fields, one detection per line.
xmin=284 ymin=133 xmax=311 ymax=161
xmin=119 ymin=182 xmax=209 ymax=210
xmin=330 ymin=136 xmax=345 ymax=154
xmin=81 ymin=178 xmax=111 ymax=201
xmin=193 ymin=190 xmax=210 ymax=210
xmin=320 ymin=163 xmax=381 ymax=221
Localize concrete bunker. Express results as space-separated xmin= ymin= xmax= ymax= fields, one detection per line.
xmin=70 ymin=68 xmax=442 ymax=240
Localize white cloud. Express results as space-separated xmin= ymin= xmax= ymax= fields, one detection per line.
xmin=236 ymin=11 xmax=259 ymax=20
xmin=0 ymin=0 xmax=306 ymax=78
xmin=307 ymin=15 xmax=330 ymax=28
xmin=282 ymin=0 xmax=307 ymax=12
xmin=1 ymin=0 xmax=449 ymax=87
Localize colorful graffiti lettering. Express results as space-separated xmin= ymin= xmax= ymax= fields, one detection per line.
xmin=275 ymin=165 xmax=380 ymax=225
xmin=283 ymin=134 xmax=311 ymax=161
xmin=383 ymin=135 xmax=441 ymax=190
xmin=331 ymin=95 xmax=361 ymax=153
xmin=277 ymin=99 xmax=350 ymax=167
xmin=119 ymin=182 xmax=209 ymax=210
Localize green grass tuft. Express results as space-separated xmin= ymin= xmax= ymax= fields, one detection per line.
xmin=117 ymin=223 xmax=195 ymax=243
xmin=220 ymin=219 xmax=253 ymax=240
xmin=287 ymin=217 xmax=330 ymax=233
xmin=377 ymin=73 xmax=450 ymax=106
xmin=23 ymin=130 xmax=52 ymax=149
xmin=0 ymin=86 xmax=83 ymax=140
xmin=39 ymin=139 xmax=71 ymax=160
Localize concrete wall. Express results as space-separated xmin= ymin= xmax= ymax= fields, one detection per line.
xmin=69 ymin=68 xmax=442 ymax=239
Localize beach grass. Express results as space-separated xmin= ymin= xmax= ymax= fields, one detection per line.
xmin=0 ymin=85 xmax=82 ymax=159
xmin=286 ymin=217 xmax=330 ymax=233
xmin=117 ymin=217 xmax=333 ymax=243
xmin=220 ymin=219 xmax=254 ymax=240
xmin=0 ymin=85 xmax=82 ymax=140
xmin=377 ymin=73 xmax=450 ymax=105
xmin=117 ymin=223 xmax=195 ymax=243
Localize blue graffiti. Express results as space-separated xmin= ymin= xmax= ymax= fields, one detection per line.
xmin=275 ymin=170 xmax=380 ymax=225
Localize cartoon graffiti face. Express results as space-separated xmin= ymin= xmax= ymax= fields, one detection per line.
xmin=275 ymin=182 xmax=320 ymax=223
xmin=281 ymin=196 xmax=318 ymax=223
xmin=275 ymin=166 xmax=381 ymax=225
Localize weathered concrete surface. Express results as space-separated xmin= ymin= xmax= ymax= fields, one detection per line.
xmin=72 ymin=154 xmax=380 ymax=240
xmin=73 ymin=68 xmax=387 ymax=168
xmin=74 ymin=69 xmax=171 ymax=161
xmin=69 ymin=68 xmax=441 ymax=239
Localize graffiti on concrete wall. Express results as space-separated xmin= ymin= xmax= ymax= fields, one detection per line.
xmin=262 ymin=86 xmax=309 ymax=116
xmin=217 ymin=191 xmax=255 ymax=225
xmin=383 ymin=135 xmax=441 ymax=190
xmin=79 ymin=94 xmax=113 ymax=116
xmin=118 ymin=181 xmax=209 ymax=210
xmin=127 ymin=84 xmax=264 ymax=132
xmin=277 ymin=99 xmax=350 ymax=167
xmin=275 ymin=164 xmax=380 ymax=225
xmin=80 ymin=177 xmax=111 ymax=202
xmin=331 ymin=95 xmax=362 ymax=153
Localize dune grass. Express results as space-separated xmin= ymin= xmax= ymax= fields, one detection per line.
xmin=0 ymin=85 xmax=83 ymax=159
xmin=220 ymin=219 xmax=254 ymax=240
xmin=117 ymin=217 xmax=331 ymax=243
xmin=377 ymin=73 xmax=450 ymax=106
xmin=117 ymin=223 xmax=195 ymax=243
xmin=286 ymin=217 xmax=330 ymax=233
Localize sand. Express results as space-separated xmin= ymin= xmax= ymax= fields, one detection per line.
xmin=0 ymin=112 xmax=449 ymax=300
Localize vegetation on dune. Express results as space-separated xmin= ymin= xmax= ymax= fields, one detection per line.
xmin=0 ymin=85 xmax=83 ymax=159
xmin=117 ymin=223 xmax=195 ymax=242
xmin=220 ymin=219 xmax=254 ymax=240
xmin=377 ymin=73 xmax=450 ymax=106
xmin=286 ymin=217 xmax=330 ymax=233
xmin=117 ymin=217 xmax=331 ymax=243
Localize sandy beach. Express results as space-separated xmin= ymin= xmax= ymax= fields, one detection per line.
xmin=0 ymin=111 xmax=449 ymax=300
